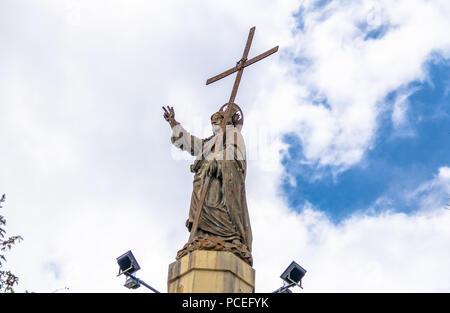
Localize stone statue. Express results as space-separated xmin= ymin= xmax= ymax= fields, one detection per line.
xmin=163 ymin=105 xmax=253 ymax=266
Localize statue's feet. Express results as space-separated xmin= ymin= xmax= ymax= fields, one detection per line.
xmin=176 ymin=236 xmax=253 ymax=266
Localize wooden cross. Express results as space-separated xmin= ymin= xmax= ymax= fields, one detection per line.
xmin=188 ymin=27 xmax=278 ymax=242
xmin=206 ymin=26 xmax=279 ymax=125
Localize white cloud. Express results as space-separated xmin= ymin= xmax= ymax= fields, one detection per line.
xmin=253 ymin=167 xmax=450 ymax=292
xmin=279 ymin=0 xmax=450 ymax=172
xmin=407 ymin=166 xmax=450 ymax=212
xmin=392 ymin=88 xmax=412 ymax=129
xmin=0 ymin=0 xmax=449 ymax=293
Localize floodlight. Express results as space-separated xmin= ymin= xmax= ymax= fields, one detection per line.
xmin=280 ymin=261 xmax=306 ymax=286
xmin=117 ymin=250 xmax=141 ymax=276
xmin=273 ymin=261 xmax=307 ymax=293
xmin=115 ymin=250 xmax=160 ymax=293
xmin=124 ymin=276 xmax=141 ymax=289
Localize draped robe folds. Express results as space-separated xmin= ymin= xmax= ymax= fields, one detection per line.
xmin=170 ymin=123 xmax=253 ymax=263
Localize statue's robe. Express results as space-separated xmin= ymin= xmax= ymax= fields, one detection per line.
xmin=171 ymin=123 xmax=252 ymax=256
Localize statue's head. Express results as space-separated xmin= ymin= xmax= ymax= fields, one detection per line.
xmin=210 ymin=103 xmax=243 ymax=134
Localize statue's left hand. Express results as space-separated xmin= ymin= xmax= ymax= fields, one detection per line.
xmin=208 ymin=159 xmax=218 ymax=177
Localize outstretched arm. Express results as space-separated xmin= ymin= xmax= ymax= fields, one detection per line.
xmin=163 ymin=105 xmax=204 ymax=156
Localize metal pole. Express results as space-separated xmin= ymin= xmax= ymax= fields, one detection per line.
xmin=272 ymin=282 xmax=296 ymax=293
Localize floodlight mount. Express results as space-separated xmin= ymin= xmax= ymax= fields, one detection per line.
xmin=124 ymin=272 xmax=160 ymax=293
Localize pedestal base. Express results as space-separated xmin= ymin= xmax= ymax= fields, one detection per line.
xmin=167 ymin=250 xmax=255 ymax=293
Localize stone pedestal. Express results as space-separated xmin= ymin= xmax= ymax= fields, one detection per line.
xmin=167 ymin=250 xmax=255 ymax=293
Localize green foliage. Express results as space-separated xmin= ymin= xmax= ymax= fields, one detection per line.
xmin=0 ymin=194 xmax=23 ymax=293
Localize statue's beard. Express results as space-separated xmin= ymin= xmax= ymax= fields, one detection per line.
xmin=212 ymin=124 xmax=222 ymax=135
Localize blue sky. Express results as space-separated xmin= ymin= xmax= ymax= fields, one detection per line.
xmin=281 ymin=58 xmax=450 ymax=222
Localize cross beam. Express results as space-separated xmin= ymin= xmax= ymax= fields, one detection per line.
xmin=206 ymin=46 xmax=279 ymax=86
xmin=206 ymin=26 xmax=279 ymax=107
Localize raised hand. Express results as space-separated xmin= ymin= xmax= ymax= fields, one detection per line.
xmin=162 ymin=106 xmax=178 ymax=127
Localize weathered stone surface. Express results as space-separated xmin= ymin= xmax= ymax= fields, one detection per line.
xmin=168 ymin=250 xmax=255 ymax=293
